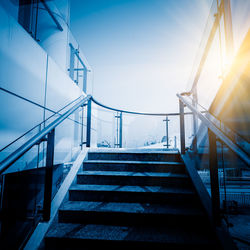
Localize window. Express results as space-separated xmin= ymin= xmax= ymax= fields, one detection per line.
xmin=18 ymin=0 xmax=39 ymax=39
xmin=18 ymin=0 xmax=63 ymax=41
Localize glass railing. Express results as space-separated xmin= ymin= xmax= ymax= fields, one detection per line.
xmin=0 ymin=95 xmax=89 ymax=249
xmin=183 ymin=95 xmax=249 ymax=155
xmin=90 ymin=97 xmax=180 ymax=150
xmin=0 ymin=91 xmax=248 ymax=248
xmin=177 ymin=93 xmax=250 ymax=245
xmin=0 ymin=93 xmax=184 ymax=248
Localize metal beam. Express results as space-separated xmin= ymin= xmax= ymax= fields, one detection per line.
xmin=223 ymin=0 xmax=234 ymax=57
xmin=191 ymin=1 xmax=223 ymax=93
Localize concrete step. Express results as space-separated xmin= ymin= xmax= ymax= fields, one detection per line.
xmin=43 ymin=149 xmax=223 ymax=249
xmin=69 ymin=184 xmax=199 ymax=205
xmin=88 ymin=151 xmax=181 ymax=162
xmin=83 ymin=160 xmax=186 ymax=173
xmin=58 ymin=201 xmax=207 ymax=227
xmin=77 ymin=171 xmax=191 ymax=187
xmin=45 ymin=223 xmax=218 ymax=250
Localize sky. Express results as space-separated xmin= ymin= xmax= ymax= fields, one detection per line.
xmin=70 ymin=0 xmax=213 ymax=113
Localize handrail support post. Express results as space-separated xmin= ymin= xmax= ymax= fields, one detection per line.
xmin=163 ymin=116 xmax=170 ymax=148
xmin=80 ymin=105 xmax=84 ymax=149
xmin=119 ymin=112 xmax=122 ymax=148
xmin=86 ymin=98 xmax=92 ymax=147
xmin=208 ymin=128 xmax=221 ymax=226
xmin=43 ymin=128 xmax=55 ymax=221
xmin=192 ymin=92 xmax=198 ymax=153
xmin=179 ymin=100 xmax=185 ymax=154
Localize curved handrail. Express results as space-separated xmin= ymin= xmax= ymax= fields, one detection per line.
xmin=177 ymin=93 xmax=250 ymax=166
xmin=0 ymin=95 xmax=91 ymax=174
xmin=91 ymin=97 xmax=183 ymax=116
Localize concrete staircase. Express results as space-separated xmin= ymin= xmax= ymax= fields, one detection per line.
xmin=44 ymin=149 xmax=220 ymax=249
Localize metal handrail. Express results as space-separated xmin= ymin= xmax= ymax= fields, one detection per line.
xmin=0 ymin=95 xmax=91 ymax=175
xmin=0 ymin=86 xmax=84 ymax=128
xmin=91 ymin=96 xmax=193 ymax=116
xmin=177 ymin=93 xmax=250 ymax=166
xmin=0 ymin=95 xmax=84 ymax=153
xmin=184 ymin=95 xmax=248 ymax=147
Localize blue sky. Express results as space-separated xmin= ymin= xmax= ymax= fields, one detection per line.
xmin=70 ymin=0 xmax=212 ymax=112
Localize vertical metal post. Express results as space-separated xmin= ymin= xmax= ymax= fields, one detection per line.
xmin=119 ymin=112 xmax=123 ymax=148
xmin=80 ymin=105 xmax=84 ymax=149
xmin=163 ymin=116 xmax=170 ymax=148
xmin=83 ymin=68 xmax=88 ymax=93
xmin=86 ymin=99 xmax=92 ymax=147
xmin=179 ymin=100 xmax=185 ymax=154
xmin=36 ymin=124 xmax=41 ymax=168
xmin=208 ymin=128 xmax=220 ymax=225
xmin=192 ymin=92 xmax=198 ymax=153
xmin=112 ymin=115 xmax=115 ymax=147
xmin=69 ymin=45 xmax=75 ymax=80
xmin=73 ymin=107 xmax=79 ymax=147
xmin=74 ymin=46 xmax=80 ymax=86
xmin=116 ymin=112 xmax=119 ymax=148
xmin=43 ymin=129 xmax=55 ymax=221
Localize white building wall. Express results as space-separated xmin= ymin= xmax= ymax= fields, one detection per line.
xmin=0 ymin=1 xmax=95 ymax=171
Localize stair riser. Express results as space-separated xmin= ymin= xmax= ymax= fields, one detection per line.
xmin=44 ymin=148 xmax=222 ymax=249
xmin=69 ymin=190 xmax=198 ymax=205
xmin=77 ymin=175 xmax=191 ymax=188
xmin=45 ymin=238 xmax=216 ymax=250
xmin=83 ymin=163 xmax=186 ymax=174
xmin=59 ymin=210 xmax=206 ymax=227
xmin=88 ymin=153 xmax=181 ymax=162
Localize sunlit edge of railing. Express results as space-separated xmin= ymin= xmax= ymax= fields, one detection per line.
xmin=177 ymin=93 xmax=250 ymax=167
xmin=184 ymin=95 xmax=249 ymax=151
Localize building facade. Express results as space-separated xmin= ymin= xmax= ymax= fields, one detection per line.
xmin=0 ymin=0 xmax=96 ymax=172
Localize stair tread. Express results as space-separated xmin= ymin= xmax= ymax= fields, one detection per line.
xmin=60 ymin=201 xmax=203 ymax=216
xmin=46 ymin=223 xmax=215 ymax=245
xmin=85 ymin=160 xmax=183 ymax=165
xmin=70 ymin=184 xmax=195 ymax=194
xmin=45 ymin=150 xmax=222 ymax=249
xmin=77 ymin=171 xmax=188 ymax=178
xmin=88 ymin=149 xmax=179 ymax=154
xmin=88 ymin=151 xmax=181 ymax=162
